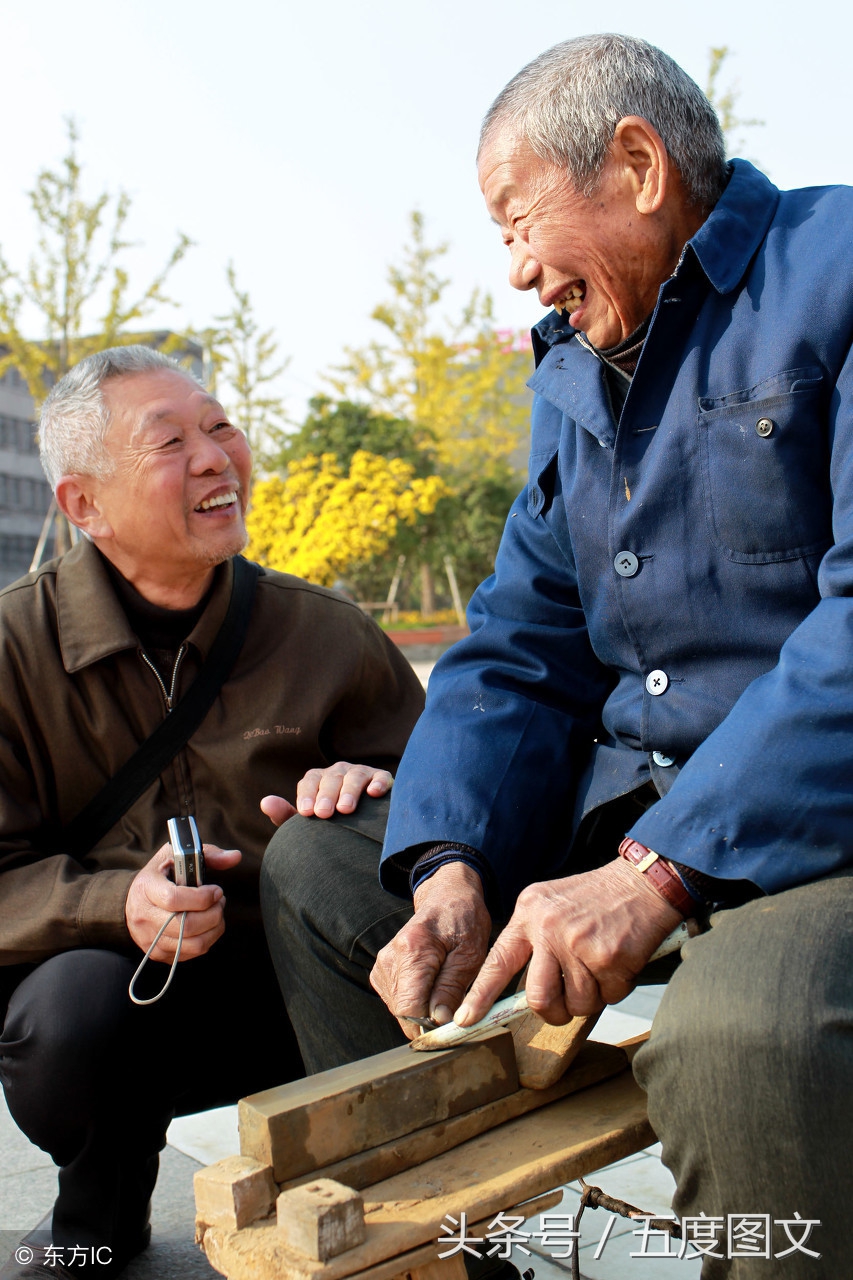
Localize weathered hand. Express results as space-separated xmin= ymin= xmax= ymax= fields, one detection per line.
xmin=455 ymin=858 xmax=682 ymax=1027
xmin=370 ymin=862 xmax=491 ymax=1038
xmin=124 ymin=843 xmax=242 ymax=961
xmin=260 ymin=762 xmax=393 ymax=827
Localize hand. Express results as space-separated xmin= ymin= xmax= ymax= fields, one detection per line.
xmin=455 ymin=858 xmax=682 ymax=1027
xmin=260 ymin=762 xmax=393 ymax=827
xmin=125 ymin=843 xmax=242 ymax=961
xmin=370 ymin=862 xmax=491 ymax=1038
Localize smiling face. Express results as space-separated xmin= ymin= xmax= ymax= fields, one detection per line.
xmin=478 ymin=126 xmax=699 ymax=349
xmin=71 ymin=369 xmax=252 ymax=607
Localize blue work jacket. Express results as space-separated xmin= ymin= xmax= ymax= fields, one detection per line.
xmin=382 ymin=160 xmax=853 ymax=913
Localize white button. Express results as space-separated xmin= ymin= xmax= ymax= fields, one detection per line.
xmin=614 ymin=551 xmax=639 ymax=577
xmin=646 ymin=669 xmax=669 ymax=696
xmin=652 ymin=751 xmax=676 ymax=767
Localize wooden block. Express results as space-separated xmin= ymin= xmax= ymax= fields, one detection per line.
xmin=202 ymin=1066 xmax=653 ymax=1280
xmin=193 ymin=1155 xmax=277 ymax=1232
xmin=280 ymin=1040 xmax=628 ymax=1192
xmin=512 ymin=1011 xmax=602 ymax=1089
xmin=276 ymin=1178 xmax=366 ymax=1261
xmin=239 ymin=1029 xmax=518 ymax=1182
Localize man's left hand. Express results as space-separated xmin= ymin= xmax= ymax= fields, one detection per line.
xmin=260 ymin=762 xmax=393 ymax=827
xmin=454 ymin=857 xmax=683 ymax=1027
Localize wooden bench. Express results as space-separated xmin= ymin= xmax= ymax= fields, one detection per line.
xmin=194 ymin=1016 xmax=653 ymax=1280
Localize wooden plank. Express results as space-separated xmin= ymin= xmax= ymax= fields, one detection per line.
xmin=239 ymin=1030 xmax=519 ymax=1183
xmin=280 ymin=1041 xmax=627 ymax=1192
xmin=512 ymin=1011 xmax=602 ymax=1089
xmin=203 ymin=1067 xmax=654 ymax=1280
xmin=368 ymin=1191 xmax=562 ymax=1280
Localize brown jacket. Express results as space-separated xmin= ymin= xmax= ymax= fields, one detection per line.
xmin=0 ymin=540 xmax=424 ymax=964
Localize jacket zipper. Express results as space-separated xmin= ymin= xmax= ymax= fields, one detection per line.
xmin=140 ymin=643 xmax=187 ymax=712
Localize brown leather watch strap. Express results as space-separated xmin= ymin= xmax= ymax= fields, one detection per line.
xmin=618 ymin=837 xmax=694 ymax=916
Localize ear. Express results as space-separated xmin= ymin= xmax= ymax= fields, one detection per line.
xmin=612 ymin=116 xmax=670 ymax=215
xmin=54 ymin=474 xmax=115 ymax=541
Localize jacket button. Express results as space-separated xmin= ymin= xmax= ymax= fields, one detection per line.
xmin=646 ymin=669 xmax=669 ymax=695
xmin=755 ymin=418 xmax=774 ymax=437
xmin=614 ymin=551 xmax=639 ymax=577
xmin=652 ymin=751 xmax=676 ymax=767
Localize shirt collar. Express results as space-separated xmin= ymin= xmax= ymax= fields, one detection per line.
xmin=57 ymin=538 xmax=235 ymax=674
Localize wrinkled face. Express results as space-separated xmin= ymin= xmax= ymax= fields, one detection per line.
xmin=93 ymin=370 xmax=252 ymax=599
xmin=478 ymin=134 xmax=673 ymax=349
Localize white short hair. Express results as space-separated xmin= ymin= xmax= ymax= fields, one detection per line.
xmin=480 ymin=33 xmax=727 ymax=210
xmin=39 ymin=346 xmax=201 ymax=490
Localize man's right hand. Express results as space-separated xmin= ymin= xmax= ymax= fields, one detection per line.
xmin=370 ymin=861 xmax=491 ymax=1038
xmin=125 ymin=844 xmax=242 ymax=961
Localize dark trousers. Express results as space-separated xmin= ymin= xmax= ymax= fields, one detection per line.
xmin=261 ymin=796 xmax=412 ymax=1073
xmin=0 ymin=931 xmax=302 ymax=1267
xmin=261 ymin=796 xmax=853 ymax=1279
xmin=633 ymin=871 xmax=853 ymax=1279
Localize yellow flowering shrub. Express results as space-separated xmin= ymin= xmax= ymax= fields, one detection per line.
xmin=246 ymin=451 xmax=447 ymax=586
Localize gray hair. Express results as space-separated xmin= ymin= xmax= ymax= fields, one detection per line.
xmin=479 ymin=33 xmax=727 ymax=211
xmin=39 ymin=345 xmax=201 ymax=490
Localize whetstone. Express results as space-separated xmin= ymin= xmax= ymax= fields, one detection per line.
xmin=239 ymin=1029 xmax=518 ymax=1182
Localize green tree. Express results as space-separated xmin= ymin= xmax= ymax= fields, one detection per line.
xmin=275 ymin=396 xmax=424 ymax=471
xmin=198 ymin=262 xmax=289 ymax=462
xmin=325 ymin=211 xmax=531 ymax=612
xmin=0 ymin=118 xmax=191 ymax=401
xmin=705 ymin=47 xmax=764 ymax=158
xmin=328 ymin=210 xmax=531 ymax=475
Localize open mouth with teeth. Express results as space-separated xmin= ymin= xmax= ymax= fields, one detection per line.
xmin=553 ymin=283 xmax=585 ymax=316
xmin=195 ymin=490 xmax=238 ymax=513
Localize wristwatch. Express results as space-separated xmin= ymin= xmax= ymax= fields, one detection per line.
xmin=618 ymin=837 xmax=694 ymax=916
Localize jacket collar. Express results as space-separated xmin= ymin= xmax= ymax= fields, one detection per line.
xmin=686 ymin=159 xmax=780 ymax=294
xmin=57 ymin=538 xmax=236 ymax=674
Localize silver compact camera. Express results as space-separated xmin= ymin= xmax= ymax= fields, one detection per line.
xmin=167 ymin=815 xmax=205 ymax=887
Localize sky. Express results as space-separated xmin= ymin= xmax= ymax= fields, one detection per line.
xmin=3 ymin=0 xmax=850 ymax=423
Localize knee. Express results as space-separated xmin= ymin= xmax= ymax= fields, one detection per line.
xmin=2 ymin=949 xmax=134 ymax=1069
xmin=260 ymin=802 xmax=388 ymax=930
xmin=636 ymin=875 xmax=853 ymax=1111
xmin=260 ymin=815 xmax=327 ymax=927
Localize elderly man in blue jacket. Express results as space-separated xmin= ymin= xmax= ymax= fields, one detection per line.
xmin=264 ymin=32 xmax=851 ymax=1275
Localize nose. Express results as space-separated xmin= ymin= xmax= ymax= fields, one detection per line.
xmin=508 ymin=237 xmax=540 ymax=293
xmin=190 ymin=429 xmax=231 ymax=474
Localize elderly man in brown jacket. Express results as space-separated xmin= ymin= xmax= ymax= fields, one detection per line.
xmin=0 ymin=346 xmax=424 ymax=1280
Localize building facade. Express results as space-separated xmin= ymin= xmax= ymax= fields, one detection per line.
xmin=0 ymin=363 xmax=53 ymax=588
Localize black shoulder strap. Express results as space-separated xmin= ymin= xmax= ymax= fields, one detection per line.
xmin=63 ymin=556 xmax=260 ymax=860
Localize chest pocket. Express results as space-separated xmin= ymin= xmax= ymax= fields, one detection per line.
xmin=697 ymin=368 xmax=831 ymax=562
